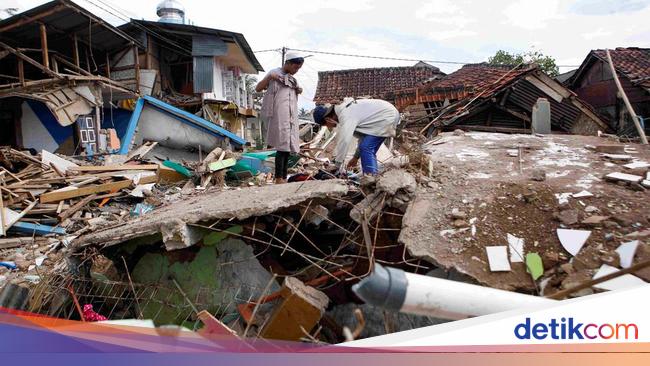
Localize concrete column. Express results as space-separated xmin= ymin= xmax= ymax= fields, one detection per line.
xmin=532 ymin=98 xmax=551 ymax=134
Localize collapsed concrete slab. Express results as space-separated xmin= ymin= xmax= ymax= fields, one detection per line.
xmin=71 ymin=180 xmax=349 ymax=250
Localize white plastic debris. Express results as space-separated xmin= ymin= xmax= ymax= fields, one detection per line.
xmin=486 ymin=246 xmax=511 ymax=272
xmin=555 ymin=192 xmax=572 ymax=205
xmin=593 ymin=264 xmax=645 ymax=291
xmin=572 ymin=190 xmax=593 ymax=198
xmin=615 ymin=240 xmax=640 ymax=269
xmin=507 ymin=233 xmax=524 ymax=263
xmin=557 ymin=229 xmax=591 ymax=256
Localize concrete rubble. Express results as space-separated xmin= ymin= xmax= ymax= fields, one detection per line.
xmin=1 ymin=0 xmax=649 ymax=346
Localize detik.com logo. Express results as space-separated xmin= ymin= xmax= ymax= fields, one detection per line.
xmin=514 ymin=317 xmax=638 ymax=340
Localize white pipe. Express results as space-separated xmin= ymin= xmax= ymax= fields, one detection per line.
xmin=352 ymin=264 xmax=556 ymax=320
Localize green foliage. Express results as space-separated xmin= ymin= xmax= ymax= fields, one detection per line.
xmin=488 ymin=50 xmax=559 ymax=77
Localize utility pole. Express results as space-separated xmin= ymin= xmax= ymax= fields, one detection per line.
xmin=605 ymin=49 xmax=648 ymax=144
xmin=281 ymin=46 xmax=286 ymax=65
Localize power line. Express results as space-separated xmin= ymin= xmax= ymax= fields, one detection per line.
xmin=255 ymin=47 xmax=580 ymax=68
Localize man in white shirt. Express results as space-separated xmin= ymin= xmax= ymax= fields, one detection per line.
xmin=312 ymin=98 xmax=400 ymax=175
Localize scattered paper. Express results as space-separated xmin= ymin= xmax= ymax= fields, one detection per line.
xmin=615 ymin=240 xmax=640 ymax=269
xmin=572 ymin=190 xmax=593 ymax=198
xmin=557 ymin=229 xmax=591 ymax=256
xmin=525 ymin=253 xmax=544 ymax=280
xmin=507 ymin=233 xmax=525 ymax=263
xmin=486 ymin=246 xmax=511 ymax=272
xmin=593 ymin=264 xmax=645 ymax=291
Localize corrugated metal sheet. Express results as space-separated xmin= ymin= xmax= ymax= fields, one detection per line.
xmin=193 ymin=56 xmax=214 ymax=93
xmin=192 ymin=35 xmax=227 ymax=57
xmin=507 ymin=80 xmax=580 ymax=131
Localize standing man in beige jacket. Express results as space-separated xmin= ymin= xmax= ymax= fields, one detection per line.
xmin=256 ymin=52 xmax=306 ymax=184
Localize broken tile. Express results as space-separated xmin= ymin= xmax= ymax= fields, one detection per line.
xmin=593 ymin=264 xmax=646 ymax=291
xmin=623 ymin=161 xmax=650 ymax=169
xmin=572 ymin=190 xmax=593 ymax=198
xmin=555 ymin=192 xmax=572 ymax=205
xmin=595 ymin=144 xmax=625 ymax=154
xmin=616 ymin=240 xmax=640 ymax=269
xmin=604 ymin=172 xmax=643 ymax=183
xmin=486 ymin=246 xmax=511 ymax=272
xmin=557 ymin=229 xmax=591 ymax=256
xmin=602 ymin=153 xmax=633 ymax=161
xmin=507 ymin=233 xmax=524 ymax=263
xmin=581 ymin=215 xmax=609 ymax=226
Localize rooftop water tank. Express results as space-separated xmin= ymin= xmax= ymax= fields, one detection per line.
xmin=156 ymin=0 xmax=185 ymax=24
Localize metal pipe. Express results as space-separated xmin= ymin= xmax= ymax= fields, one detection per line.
xmin=352 ymin=264 xmax=556 ymax=320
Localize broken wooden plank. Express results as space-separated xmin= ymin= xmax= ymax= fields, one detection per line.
xmin=5 ymin=200 xmax=38 ymax=231
xmin=58 ymin=194 xmax=98 ymax=221
xmin=260 ymin=277 xmax=329 ymax=341
xmin=0 ymin=237 xmax=45 ymax=250
xmin=69 ymin=164 xmax=159 ymax=172
xmin=39 ymin=174 xmax=158 ymax=203
xmin=208 ymin=158 xmax=236 ymax=172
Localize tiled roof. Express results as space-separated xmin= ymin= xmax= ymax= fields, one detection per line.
xmin=395 ymin=63 xmax=535 ymax=108
xmin=592 ymin=47 xmax=650 ymax=89
xmin=313 ymin=64 xmax=444 ymax=104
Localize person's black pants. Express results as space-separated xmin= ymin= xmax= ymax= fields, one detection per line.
xmin=275 ymin=151 xmax=290 ymax=179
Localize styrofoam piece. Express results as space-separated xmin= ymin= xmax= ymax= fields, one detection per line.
xmin=557 ymin=229 xmax=591 ymax=256
xmin=486 ymin=246 xmax=511 ymax=272
xmin=593 ymin=264 xmax=645 ymax=291
xmin=507 ymin=233 xmax=524 ymax=263
xmin=615 ymin=240 xmax=640 ymax=269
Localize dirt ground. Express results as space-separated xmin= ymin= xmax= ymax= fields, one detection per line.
xmin=400 ymin=131 xmax=650 ymax=293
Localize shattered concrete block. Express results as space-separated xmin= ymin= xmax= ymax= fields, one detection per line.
xmin=160 ymin=219 xmax=207 ymax=250
xmin=604 ymin=172 xmax=643 ymax=184
xmin=261 ymin=277 xmax=329 ymax=341
xmin=350 ymin=192 xmax=384 ymax=224
xmin=376 ymin=169 xmax=417 ymax=195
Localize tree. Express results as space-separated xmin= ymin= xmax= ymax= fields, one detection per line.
xmin=298 ymin=108 xmax=311 ymax=119
xmin=488 ymin=50 xmax=559 ymax=77
xmin=244 ymin=75 xmax=263 ymax=110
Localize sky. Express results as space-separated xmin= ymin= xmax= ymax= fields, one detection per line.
xmin=3 ymin=0 xmax=650 ymax=109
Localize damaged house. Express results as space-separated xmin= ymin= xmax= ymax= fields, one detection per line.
xmin=0 ymin=0 xmax=263 ymax=161
xmin=0 ymin=0 xmax=144 ymax=155
xmin=567 ymin=47 xmax=650 ymax=137
xmin=394 ymin=63 xmax=609 ymax=136
xmin=313 ymin=62 xmax=444 ymax=105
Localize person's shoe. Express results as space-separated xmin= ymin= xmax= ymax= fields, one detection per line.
xmin=274 ymin=178 xmax=287 ymax=184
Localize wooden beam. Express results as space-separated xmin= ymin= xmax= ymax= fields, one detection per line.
xmin=605 ymin=49 xmax=648 ymax=144
xmin=133 ymin=45 xmax=140 ymax=94
xmin=17 ymin=59 xmax=24 ymax=86
xmin=105 ymin=52 xmax=111 ymax=77
xmin=73 ymin=34 xmax=80 ymax=67
xmin=40 ymin=23 xmax=49 ymax=70
xmin=0 ymin=41 xmax=61 ymax=79
xmin=0 ymin=4 xmax=67 ymax=33
xmin=69 ymin=164 xmax=159 ymax=172
xmin=58 ymin=194 xmax=98 ymax=221
xmin=40 ymin=175 xmax=157 ymax=203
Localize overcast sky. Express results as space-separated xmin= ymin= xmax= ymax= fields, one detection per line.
xmin=3 ymin=0 xmax=650 ymax=109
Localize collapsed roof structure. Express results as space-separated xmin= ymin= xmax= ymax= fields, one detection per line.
xmin=395 ymin=63 xmax=609 ymax=136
